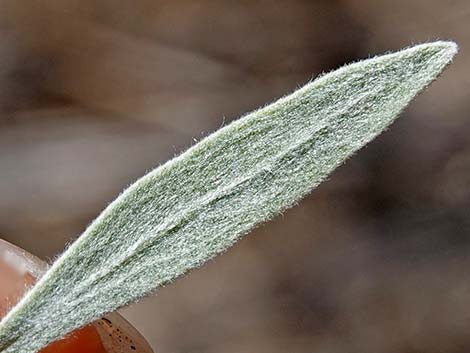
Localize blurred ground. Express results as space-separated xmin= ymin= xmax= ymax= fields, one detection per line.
xmin=0 ymin=1 xmax=469 ymax=352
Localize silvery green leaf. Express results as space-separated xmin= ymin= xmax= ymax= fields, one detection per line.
xmin=0 ymin=41 xmax=457 ymax=353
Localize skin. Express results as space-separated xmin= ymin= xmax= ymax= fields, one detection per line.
xmin=0 ymin=240 xmax=153 ymax=353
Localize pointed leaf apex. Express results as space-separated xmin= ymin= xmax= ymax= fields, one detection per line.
xmin=431 ymin=40 xmax=459 ymax=57
xmin=411 ymin=40 xmax=458 ymax=67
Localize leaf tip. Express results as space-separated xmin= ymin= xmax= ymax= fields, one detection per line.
xmin=401 ymin=40 xmax=458 ymax=88
xmin=432 ymin=40 xmax=459 ymax=59
xmin=421 ymin=40 xmax=459 ymax=66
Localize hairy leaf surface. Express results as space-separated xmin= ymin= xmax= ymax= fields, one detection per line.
xmin=0 ymin=41 xmax=457 ymax=353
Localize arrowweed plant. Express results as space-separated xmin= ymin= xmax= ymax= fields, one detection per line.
xmin=0 ymin=41 xmax=458 ymax=353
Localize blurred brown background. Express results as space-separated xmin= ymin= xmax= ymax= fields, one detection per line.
xmin=0 ymin=1 xmax=469 ymax=352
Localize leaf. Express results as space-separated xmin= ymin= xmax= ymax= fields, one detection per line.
xmin=0 ymin=41 xmax=457 ymax=353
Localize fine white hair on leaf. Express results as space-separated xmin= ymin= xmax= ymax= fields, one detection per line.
xmin=0 ymin=41 xmax=458 ymax=353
